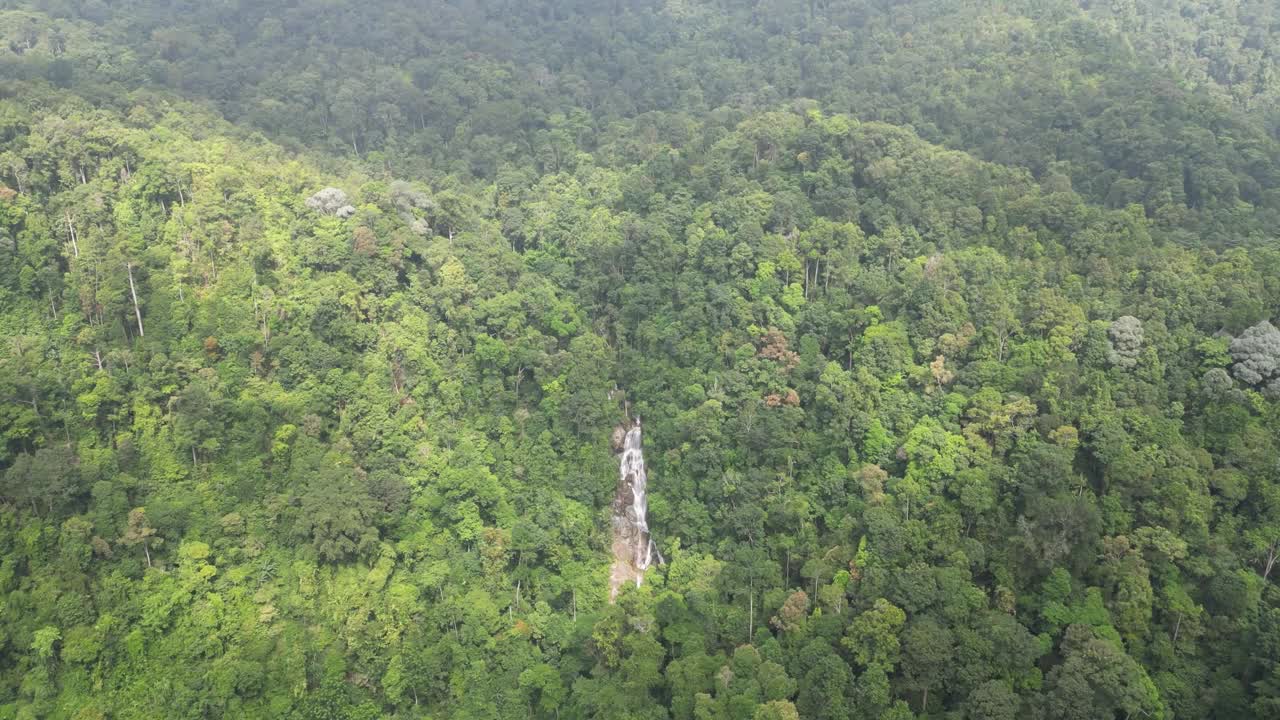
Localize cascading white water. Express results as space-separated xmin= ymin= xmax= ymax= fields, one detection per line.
xmin=609 ymin=417 xmax=662 ymax=599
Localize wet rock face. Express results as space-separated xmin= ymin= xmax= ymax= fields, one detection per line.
xmin=612 ymin=481 xmax=635 ymax=517
xmin=611 ymin=425 xmax=627 ymax=453
xmin=609 ymin=418 xmax=660 ymax=600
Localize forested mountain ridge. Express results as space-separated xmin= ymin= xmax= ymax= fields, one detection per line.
xmin=5 ymin=1 xmax=1280 ymax=244
xmin=3 ymin=1 xmax=1280 ymax=720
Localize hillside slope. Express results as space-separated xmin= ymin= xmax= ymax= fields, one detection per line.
xmin=4 ymin=69 xmax=1280 ymax=717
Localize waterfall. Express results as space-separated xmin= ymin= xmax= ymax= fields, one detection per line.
xmin=609 ymin=417 xmax=662 ymax=600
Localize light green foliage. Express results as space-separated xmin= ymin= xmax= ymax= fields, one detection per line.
xmin=844 ymin=599 xmax=907 ymax=669
xmin=31 ymin=626 xmax=60 ymax=661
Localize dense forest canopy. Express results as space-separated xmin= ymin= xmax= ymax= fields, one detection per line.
xmin=2 ymin=1 xmax=1280 ymax=719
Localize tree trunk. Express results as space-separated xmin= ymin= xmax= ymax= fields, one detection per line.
xmin=143 ymin=540 xmax=152 ymax=568
xmin=127 ymin=262 xmax=145 ymax=337
xmin=65 ymin=212 xmax=79 ymax=258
